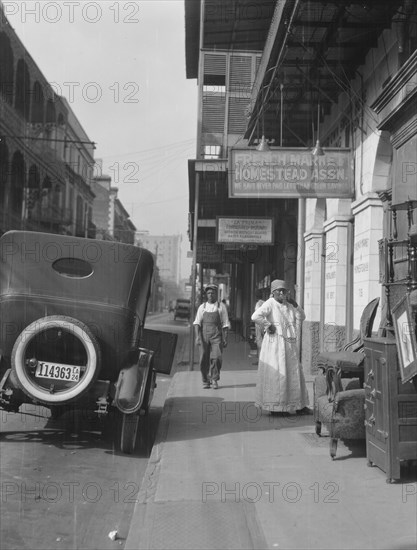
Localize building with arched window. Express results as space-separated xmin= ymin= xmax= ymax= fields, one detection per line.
xmin=0 ymin=4 xmax=95 ymax=237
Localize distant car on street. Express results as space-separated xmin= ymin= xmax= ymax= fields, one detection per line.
xmin=174 ymin=298 xmax=191 ymax=321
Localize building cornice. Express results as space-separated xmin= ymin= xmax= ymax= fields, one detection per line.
xmin=323 ymin=215 xmax=353 ymax=233
xmin=304 ymin=230 xmax=324 ymax=242
xmin=370 ymin=50 xmax=417 ymax=147
xmin=351 ymin=193 xmax=383 ymax=217
xmin=371 ymin=50 xmax=417 ymax=115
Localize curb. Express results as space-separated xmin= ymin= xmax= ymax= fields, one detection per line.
xmin=131 ymin=330 xmax=192 ymax=507
xmin=124 ymin=375 xmax=179 ymax=549
xmin=137 ymin=377 xmax=179 ymax=503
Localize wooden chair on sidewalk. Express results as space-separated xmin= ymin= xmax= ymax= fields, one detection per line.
xmin=313 ymin=298 xmax=380 ymax=459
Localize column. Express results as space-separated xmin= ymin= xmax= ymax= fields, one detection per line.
xmin=351 ymin=193 xmax=383 ymax=331
xmin=303 ymin=230 xmax=324 ymax=373
xmin=323 ymin=215 xmax=353 ymax=352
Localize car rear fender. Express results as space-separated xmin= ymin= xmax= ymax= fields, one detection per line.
xmin=113 ymin=348 xmax=154 ymax=415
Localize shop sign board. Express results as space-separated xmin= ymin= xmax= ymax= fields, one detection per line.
xmin=228 ymin=147 xmax=354 ymax=198
xmin=216 ymin=216 xmax=274 ymax=244
xmin=196 ymin=241 xmax=223 ymax=264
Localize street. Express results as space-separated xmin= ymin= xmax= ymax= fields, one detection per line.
xmin=0 ymin=312 xmax=189 ymax=550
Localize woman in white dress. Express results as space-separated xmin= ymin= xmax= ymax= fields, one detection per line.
xmin=251 ymin=279 xmax=310 ymax=415
xmin=254 ymin=289 xmax=265 ymax=361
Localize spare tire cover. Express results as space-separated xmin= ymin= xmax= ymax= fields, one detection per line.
xmin=11 ymin=315 xmax=101 ymax=405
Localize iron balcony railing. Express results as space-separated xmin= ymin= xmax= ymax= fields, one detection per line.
xmin=28 ymin=205 xmax=72 ymax=225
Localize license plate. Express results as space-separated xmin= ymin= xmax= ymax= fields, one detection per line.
xmin=35 ymin=362 xmax=81 ymax=382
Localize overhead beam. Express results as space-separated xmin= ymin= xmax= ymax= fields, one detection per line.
xmin=288 ymin=40 xmax=377 ymax=49
xmin=293 ymin=20 xmax=392 ymax=29
xmin=204 ymin=25 xmax=270 ymax=35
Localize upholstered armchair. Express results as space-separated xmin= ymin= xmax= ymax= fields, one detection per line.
xmin=313 ymin=298 xmax=380 ymax=459
xmin=313 ymin=368 xmax=366 ymax=458
xmin=316 ymin=298 xmax=380 ymax=386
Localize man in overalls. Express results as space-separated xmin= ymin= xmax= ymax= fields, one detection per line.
xmin=194 ymin=284 xmax=230 ymax=389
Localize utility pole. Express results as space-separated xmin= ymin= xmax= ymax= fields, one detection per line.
xmin=154 ymin=243 xmax=159 ymax=312
xmin=189 ymin=173 xmax=200 ymax=371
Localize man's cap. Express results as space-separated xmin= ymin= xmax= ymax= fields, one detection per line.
xmin=270 ymin=279 xmax=289 ymax=293
xmin=205 ymin=284 xmax=218 ymax=292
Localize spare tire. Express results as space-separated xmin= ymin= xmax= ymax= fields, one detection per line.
xmin=11 ymin=315 xmax=101 ymax=405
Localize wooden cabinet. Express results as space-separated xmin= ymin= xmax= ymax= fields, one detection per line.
xmin=363 ymin=337 xmax=417 ymax=482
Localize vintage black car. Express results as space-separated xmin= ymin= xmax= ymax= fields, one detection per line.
xmin=174 ymin=298 xmax=191 ymax=321
xmin=0 ymin=231 xmax=177 ymax=453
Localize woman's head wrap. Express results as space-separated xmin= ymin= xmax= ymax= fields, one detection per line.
xmin=270 ymin=279 xmax=289 ymax=293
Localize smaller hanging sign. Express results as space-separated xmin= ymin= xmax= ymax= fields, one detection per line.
xmin=216 ymin=216 xmax=274 ymax=244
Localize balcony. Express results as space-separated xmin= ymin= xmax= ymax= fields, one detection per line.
xmin=66 ymin=164 xmax=94 ymax=198
xmin=0 ymin=99 xmax=67 ymax=181
xmin=28 ymin=205 xmax=72 ymax=226
xmin=0 ymin=94 xmax=26 ymax=135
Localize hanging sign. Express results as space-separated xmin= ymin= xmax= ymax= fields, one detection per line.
xmin=216 ymin=216 xmax=274 ymax=244
xmin=228 ymin=147 xmax=354 ymax=198
xmin=196 ymin=241 xmax=223 ymax=264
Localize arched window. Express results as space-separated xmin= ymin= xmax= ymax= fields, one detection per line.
xmin=14 ymin=59 xmax=30 ymax=120
xmin=10 ymin=151 xmax=26 ymax=215
xmin=53 ymin=183 xmax=62 ymax=208
xmin=28 ymin=165 xmax=40 ymax=190
xmin=46 ymin=98 xmax=56 ymax=124
xmin=41 ymin=175 xmax=52 ymax=212
xmin=42 ymin=175 xmax=52 ymax=190
xmin=31 ymin=81 xmax=44 ymax=123
xmin=75 ymin=195 xmax=84 ymax=236
xmin=0 ymin=33 xmax=14 ymax=104
xmin=0 ymin=141 xmax=9 ymax=210
xmin=27 ymin=165 xmax=41 ymax=216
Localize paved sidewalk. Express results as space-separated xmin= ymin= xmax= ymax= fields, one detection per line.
xmin=126 ymin=333 xmax=417 ymax=550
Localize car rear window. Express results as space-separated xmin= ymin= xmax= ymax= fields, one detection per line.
xmin=52 ymin=258 xmax=94 ymax=278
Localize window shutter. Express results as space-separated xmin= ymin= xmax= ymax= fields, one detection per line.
xmin=202 ymin=95 xmax=226 ymax=133
xmin=229 ymin=55 xmax=252 ymax=92
xmin=228 ymin=97 xmax=248 ymax=134
xmin=204 ymin=53 xmax=226 ymax=76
